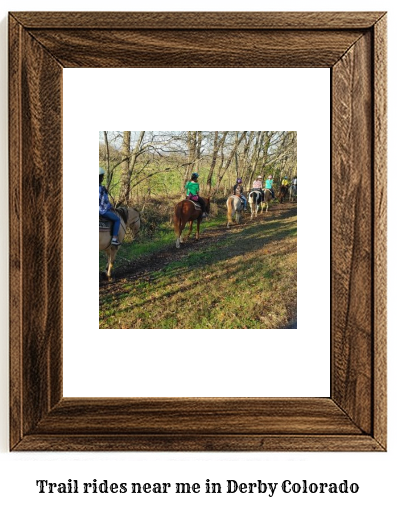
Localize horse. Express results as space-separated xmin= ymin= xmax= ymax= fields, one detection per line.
xmin=289 ymin=184 xmax=297 ymax=202
xmin=262 ymin=189 xmax=272 ymax=212
xmin=173 ymin=197 xmax=210 ymax=248
xmin=278 ymin=184 xmax=289 ymax=204
xmin=226 ymin=195 xmax=243 ymax=228
xmin=249 ymin=189 xmax=272 ymax=218
xmin=248 ymin=190 xmax=263 ymax=218
xmin=99 ymin=206 xmax=140 ymax=281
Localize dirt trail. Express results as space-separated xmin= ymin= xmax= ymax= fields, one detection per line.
xmin=100 ymin=202 xmax=297 ymax=309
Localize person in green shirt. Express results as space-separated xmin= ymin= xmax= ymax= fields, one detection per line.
xmin=185 ymin=173 xmax=207 ymax=217
xmin=265 ymin=175 xmax=275 ymax=199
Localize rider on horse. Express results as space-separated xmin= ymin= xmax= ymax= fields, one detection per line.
xmin=252 ymin=175 xmax=264 ymax=200
xmin=99 ymin=166 xmax=121 ymax=246
xmin=185 ymin=173 xmax=207 ymax=218
xmin=281 ymin=176 xmax=290 ymax=187
xmin=265 ymin=175 xmax=275 ymax=199
xmin=233 ymin=177 xmax=248 ymax=210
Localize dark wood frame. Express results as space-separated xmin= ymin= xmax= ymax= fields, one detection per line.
xmin=9 ymin=12 xmax=387 ymax=451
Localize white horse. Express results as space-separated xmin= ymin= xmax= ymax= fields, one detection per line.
xmin=289 ymin=184 xmax=297 ymax=202
xmin=226 ymin=195 xmax=243 ymax=228
xmin=99 ymin=207 xmax=140 ymax=281
xmin=248 ymin=190 xmax=262 ymax=219
xmin=248 ymin=189 xmax=272 ymax=218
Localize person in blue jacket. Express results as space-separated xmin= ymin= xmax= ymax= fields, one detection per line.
xmin=99 ymin=166 xmax=121 ymax=246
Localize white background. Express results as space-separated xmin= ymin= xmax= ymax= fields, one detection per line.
xmin=63 ymin=68 xmax=330 ymax=398
xmin=0 ymin=1 xmax=395 ymax=507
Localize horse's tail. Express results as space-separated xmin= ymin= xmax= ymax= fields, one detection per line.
xmin=227 ymin=197 xmax=234 ymax=223
xmin=248 ymin=192 xmax=254 ymax=205
xmin=174 ymin=203 xmax=183 ymax=236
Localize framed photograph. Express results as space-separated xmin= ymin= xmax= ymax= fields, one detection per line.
xmin=9 ymin=11 xmax=387 ymax=451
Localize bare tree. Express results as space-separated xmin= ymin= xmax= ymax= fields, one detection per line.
xmin=206 ymin=131 xmax=228 ymax=193
xmin=119 ymin=131 xmax=145 ymax=205
xmin=99 ymin=131 xmax=297 ymax=204
xmin=215 ymin=131 xmax=247 ymax=193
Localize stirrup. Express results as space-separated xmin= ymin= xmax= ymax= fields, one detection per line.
xmin=111 ymin=239 xmax=121 ymax=247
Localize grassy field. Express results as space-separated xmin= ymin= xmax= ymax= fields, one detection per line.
xmin=99 ymin=203 xmax=297 ymax=329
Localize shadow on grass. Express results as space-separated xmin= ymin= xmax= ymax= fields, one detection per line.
xmin=101 ymin=205 xmax=296 ymax=273
xmin=101 ymin=208 xmax=297 ymax=328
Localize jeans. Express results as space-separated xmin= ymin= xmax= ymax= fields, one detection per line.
xmin=101 ymin=210 xmax=121 ymax=237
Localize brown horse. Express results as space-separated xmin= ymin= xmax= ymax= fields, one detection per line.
xmin=278 ymin=184 xmax=289 ymax=203
xmin=174 ymin=197 xmax=210 ymax=248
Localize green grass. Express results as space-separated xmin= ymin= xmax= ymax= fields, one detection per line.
xmin=99 ymin=209 xmax=297 ymax=329
xmin=100 ymin=205 xmax=228 ymax=272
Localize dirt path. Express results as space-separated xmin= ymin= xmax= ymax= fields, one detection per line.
xmin=100 ymin=202 xmax=297 ymax=329
xmin=100 ymin=202 xmax=296 ymax=288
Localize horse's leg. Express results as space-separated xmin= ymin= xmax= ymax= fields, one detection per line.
xmin=176 ymin=223 xmax=182 ymax=248
xmin=102 ymin=250 xmax=109 ymax=279
xmin=178 ymin=218 xmax=188 ymax=246
xmin=196 ymin=219 xmax=201 ymax=240
xmin=106 ymin=248 xmax=115 ymax=281
xmin=103 ymin=260 xmax=109 ymax=280
xmin=186 ymin=220 xmax=194 ymax=241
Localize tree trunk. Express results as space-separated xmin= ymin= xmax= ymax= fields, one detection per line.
xmin=215 ymin=131 xmax=247 ymax=192
xmin=206 ymin=131 xmax=228 ymax=194
xmin=103 ymin=131 xmax=112 ymax=189
xmin=119 ymin=131 xmax=145 ymax=205
xmin=181 ymin=131 xmax=198 ymax=195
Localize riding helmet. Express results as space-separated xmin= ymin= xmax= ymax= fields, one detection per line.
xmin=237 ymin=178 xmax=242 ymax=183
xmin=191 ymin=172 xmax=199 ymax=180
xmin=99 ymin=166 xmax=105 ymax=175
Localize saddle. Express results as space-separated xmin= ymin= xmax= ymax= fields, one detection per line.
xmin=186 ymin=198 xmax=202 ymax=212
xmin=99 ymin=207 xmax=126 ymax=231
xmin=250 ymin=189 xmax=263 ymax=197
xmin=232 ymin=194 xmax=244 ymax=205
xmin=99 ymin=217 xmax=112 ymax=231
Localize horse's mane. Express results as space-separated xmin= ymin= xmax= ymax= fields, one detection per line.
xmin=115 ymin=206 xmax=128 ymax=224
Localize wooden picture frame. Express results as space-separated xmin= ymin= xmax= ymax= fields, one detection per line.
xmin=9 ymin=11 xmax=387 ymax=451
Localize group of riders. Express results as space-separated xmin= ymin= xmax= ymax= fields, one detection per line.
xmin=185 ymin=172 xmax=297 ymax=216
xmin=100 ymin=165 xmax=297 ymax=243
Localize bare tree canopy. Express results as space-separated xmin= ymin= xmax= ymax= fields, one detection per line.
xmin=99 ymin=131 xmax=297 ymax=204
